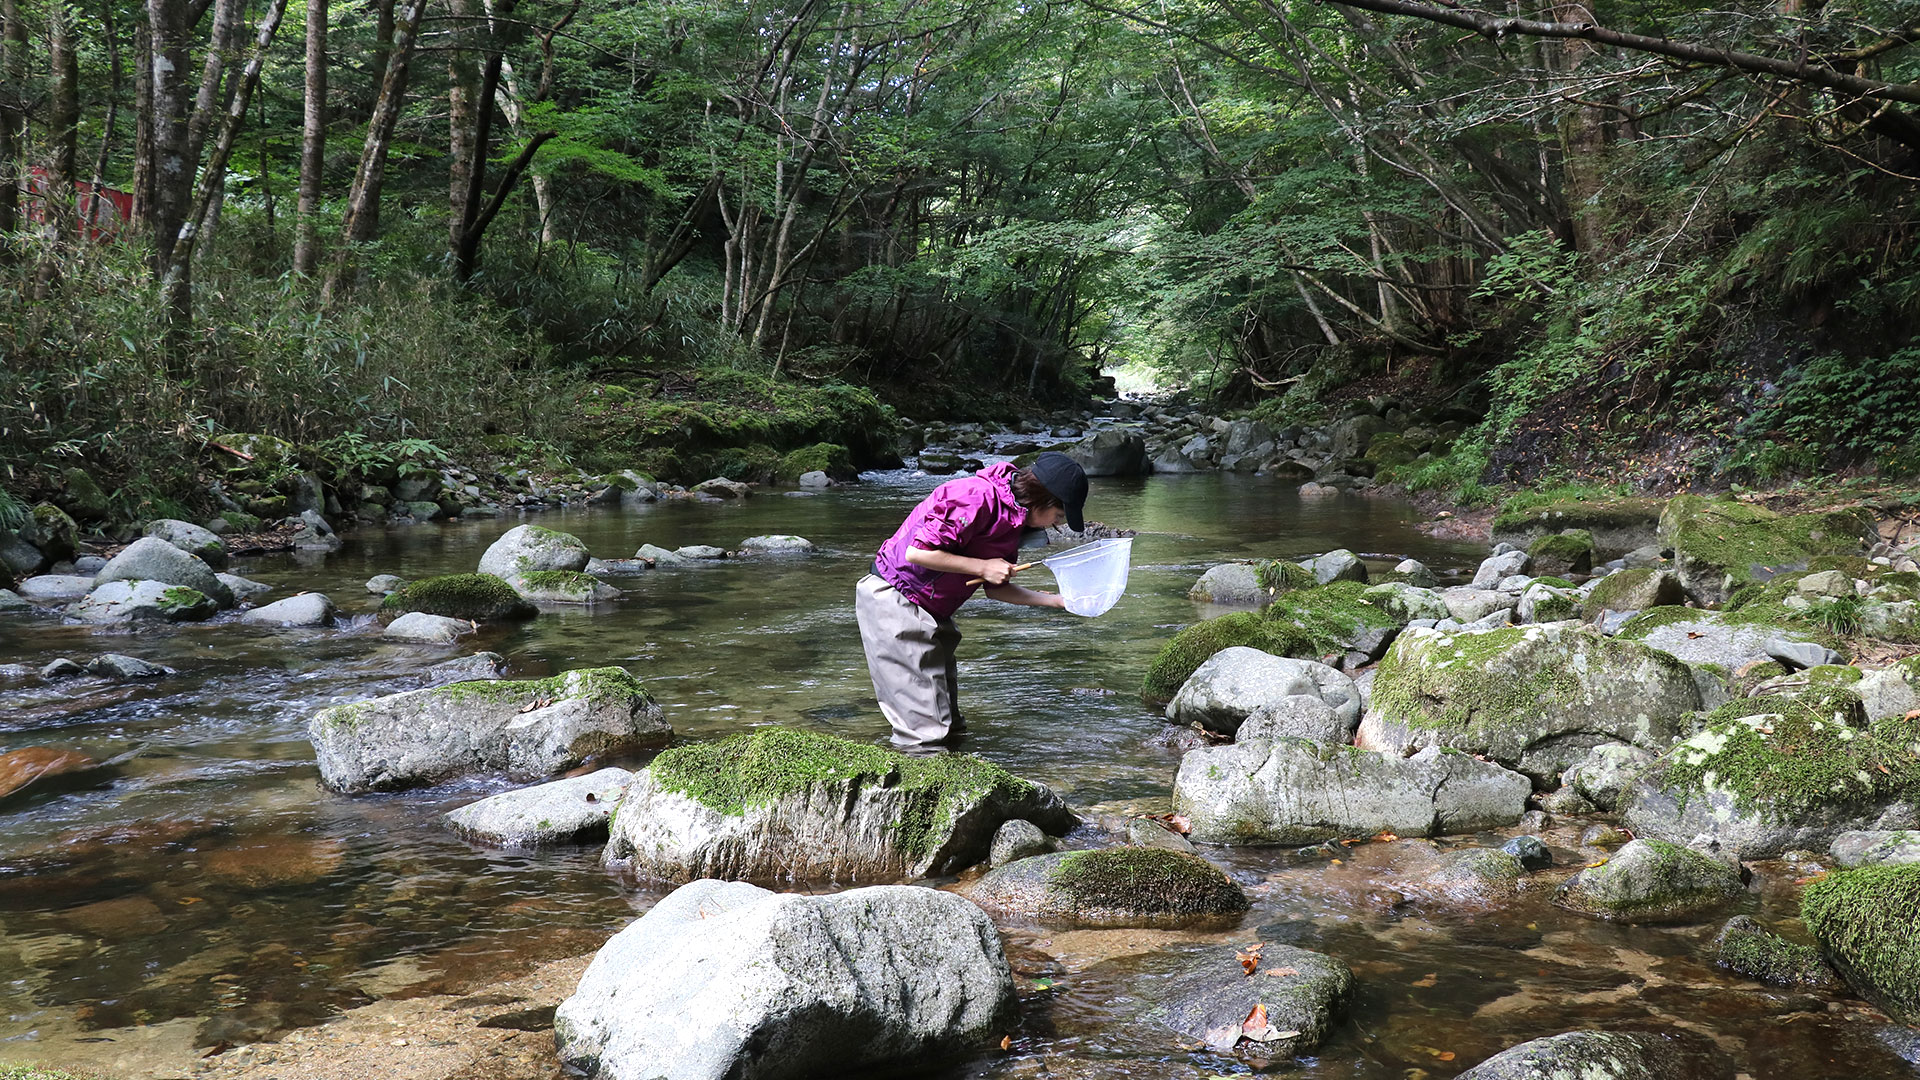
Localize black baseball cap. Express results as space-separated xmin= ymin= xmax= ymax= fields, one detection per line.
xmin=1030 ymin=451 xmax=1088 ymax=532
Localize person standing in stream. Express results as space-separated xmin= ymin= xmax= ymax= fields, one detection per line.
xmin=857 ymin=451 xmax=1090 ymax=748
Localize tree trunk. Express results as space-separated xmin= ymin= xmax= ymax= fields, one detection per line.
xmin=447 ymin=0 xmax=478 ymax=257
xmin=366 ymin=0 xmax=395 ymax=115
xmin=336 ymin=0 xmax=427 ymax=250
xmin=0 ymin=0 xmax=27 ymax=255
xmin=185 ymin=0 xmax=239 ymax=174
xmin=292 ymin=0 xmax=325 ymax=274
xmin=89 ymin=0 xmax=124 ymax=201
xmin=148 ymin=0 xmax=193 ymax=278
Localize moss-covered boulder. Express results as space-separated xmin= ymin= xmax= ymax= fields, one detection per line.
xmin=1357 ymin=625 xmax=1701 ymax=781
xmin=603 ymin=728 xmax=1076 ymax=882
xmin=68 ymin=580 xmax=219 ymax=624
xmin=968 ymin=848 xmax=1249 ymax=927
xmin=510 ymin=569 xmax=621 ymax=604
xmin=1515 ymin=581 xmax=1580 ymax=624
xmin=1657 ymin=495 xmax=1876 ymax=608
xmin=1803 ymin=863 xmax=1920 ymax=1025
xmin=1143 ymin=613 xmax=1309 ymax=702
xmin=1173 ymin=738 xmax=1530 ymax=845
xmin=61 ymin=466 xmax=111 ymax=522
xmin=1188 ymin=563 xmax=1264 ymax=606
xmin=1832 ymin=829 xmax=1920 ymax=868
xmin=1490 ymin=496 xmax=1665 ymax=556
xmin=1527 ymin=530 xmax=1594 ymax=577
xmin=1144 ymin=942 xmax=1354 ymax=1057
xmin=478 ymin=524 xmax=591 ymax=579
xmin=1360 ymin=581 xmax=1451 ymax=622
xmin=308 ymin=667 xmax=670 ymax=793
xmin=1711 ymin=915 xmax=1844 ymax=989
xmin=29 ymin=503 xmax=79 ymax=564
xmin=1145 ymin=582 xmax=1409 ymax=700
xmin=380 ymin=573 xmax=537 ymax=622
xmin=776 ymin=442 xmax=855 ymax=482
xmin=1618 ymin=691 xmax=1920 ymax=859
xmin=1455 ymin=1030 xmax=1735 ymax=1080
xmin=1585 ymin=567 xmax=1685 ymax=615
xmin=1555 ymin=838 xmax=1745 ymax=923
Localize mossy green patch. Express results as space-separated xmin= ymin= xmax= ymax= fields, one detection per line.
xmin=381 ymin=573 xmax=537 ymax=622
xmin=158 ymin=586 xmax=211 ymax=615
xmin=1531 ymin=589 xmax=1576 ymax=621
xmin=1491 ymin=495 xmax=1663 ymax=535
xmin=1661 ymin=494 xmax=1875 ymax=600
xmin=1657 ymin=690 xmax=1919 ymax=819
xmin=1252 ymin=559 xmax=1315 ymax=596
xmin=1141 ymin=612 xmax=1315 ymax=701
xmin=431 ymin=666 xmax=648 ymax=708
xmin=1047 ymin=848 xmax=1249 ymax=916
xmin=1368 ymin=627 xmax=1583 ymax=735
xmin=0 ymin=1066 xmax=100 ymax=1080
xmin=1263 ymin=580 xmax=1398 ymax=645
xmin=1618 ymin=603 xmax=1841 ymax=650
xmin=1532 ymin=576 xmax=1578 ymax=590
xmin=648 ymin=727 xmax=1034 ymax=859
xmin=1527 ymin=531 xmax=1595 ymax=572
xmin=777 ymin=442 xmax=855 ymax=482
xmin=1712 ymin=916 xmax=1841 ymax=989
xmin=1803 ymin=863 xmax=1920 ymax=1023
xmin=516 ymin=569 xmax=600 ymax=596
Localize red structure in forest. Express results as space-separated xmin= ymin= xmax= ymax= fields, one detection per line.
xmin=21 ymin=168 xmax=133 ymax=241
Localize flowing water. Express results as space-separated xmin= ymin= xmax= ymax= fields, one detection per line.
xmin=0 ymin=473 xmax=1909 ymax=1078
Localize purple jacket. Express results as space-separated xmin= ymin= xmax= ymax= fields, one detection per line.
xmin=873 ymin=462 xmax=1028 ymax=619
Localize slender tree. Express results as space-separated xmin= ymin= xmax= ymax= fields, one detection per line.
xmin=292 ymin=0 xmax=325 ymax=274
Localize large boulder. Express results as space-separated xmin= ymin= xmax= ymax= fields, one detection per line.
xmin=382 ymin=611 xmax=477 ymax=644
xmin=603 ymin=728 xmax=1075 ymax=881
xmin=691 ymin=477 xmax=750 ymax=499
xmin=1802 ymin=863 xmax=1920 ymax=1025
xmin=145 ymin=519 xmax=228 ymax=569
xmin=1619 ymin=689 xmax=1920 ymax=859
xmin=1711 ymin=915 xmax=1844 ymax=989
xmin=968 ymin=848 xmax=1248 ymax=926
xmin=1515 ymin=581 xmax=1580 ymax=624
xmin=1305 ymin=549 xmax=1368 ymax=585
xmin=554 ymin=880 xmax=1016 ymax=1080
xmin=93 ymin=536 xmax=234 ymax=607
xmin=1658 ymin=495 xmax=1875 ymax=607
xmin=380 ymin=573 xmax=536 ymax=622
xmin=1360 ymin=582 xmax=1450 ymax=623
xmin=238 ymin=592 xmax=337 ymax=627
xmin=1188 ymin=563 xmax=1264 ymax=606
xmin=1527 ymin=530 xmax=1594 ymax=577
xmin=16 ymin=575 xmax=97 ymax=602
xmin=1327 ymin=414 xmax=1383 ymax=460
xmin=1758 ymin=658 xmax=1920 ymax=721
xmin=1456 ymin=1030 xmax=1735 ymax=1080
xmin=1145 ymin=943 xmax=1353 ymax=1057
xmin=444 ymin=768 xmax=634 ymax=847
xmin=1555 ymin=838 xmax=1745 ymax=923
xmin=1166 ymin=647 xmax=1360 ymax=738
xmin=218 ymin=573 xmax=273 ymax=604
xmin=1470 ymin=549 xmax=1532 ymax=588
xmin=509 ymin=570 xmax=621 ymax=604
xmin=1173 ymin=738 xmax=1531 ymax=845
xmin=1066 ymin=429 xmax=1150 ymax=477
xmin=1585 ymin=567 xmax=1685 ymax=615
xmin=68 ymin=580 xmax=218 ymax=624
xmin=1437 ymin=588 xmax=1516 ymax=623
xmin=307 ymin=667 xmax=670 ymax=793
xmin=477 ymin=524 xmax=591 ymax=578
xmin=1238 ymin=695 xmax=1349 ymax=744
xmin=1617 ymin=607 xmax=1823 ymax=677
xmin=0 ymin=528 xmax=49 ymax=577
xmin=1357 ymin=625 xmax=1701 ymax=781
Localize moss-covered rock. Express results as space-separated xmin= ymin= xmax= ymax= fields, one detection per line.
xmin=604 ymin=727 xmax=1076 ymax=881
xmin=1586 ymin=567 xmax=1685 ymax=614
xmin=1618 ymin=691 xmax=1920 ymax=858
xmin=1657 ymin=495 xmax=1876 ymax=608
xmin=1711 ymin=915 xmax=1844 ymax=989
xmin=1263 ymin=580 xmax=1399 ymax=650
xmin=1803 ymin=863 xmax=1920 ymax=1024
xmin=1554 ymin=838 xmax=1745 ymax=923
xmin=1357 ymin=624 xmax=1701 ymax=781
xmin=510 ymin=569 xmax=620 ymax=604
xmin=478 ymin=524 xmax=591 ymax=579
xmin=968 ymin=847 xmax=1249 ymax=926
xmin=1360 ymin=581 xmax=1451 ymax=622
xmin=308 ymin=667 xmax=669 ymax=793
xmin=776 ymin=442 xmax=855 ymax=482
xmin=28 ymin=503 xmax=79 ymax=563
xmin=60 ymin=465 xmax=111 ymax=522
xmin=1254 ymin=558 xmax=1317 ymax=595
xmin=566 ymin=373 xmax=902 ymax=481
xmin=380 ymin=573 xmax=537 ymax=622
xmin=1144 ymin=941 xmax=1354 ymax=1058
xmin=1490 ymin=496 xmax=1665 ymax=555
xmin=1527 ymin=530 xmax=1594 ymax=577
xmin=1143 ymin=613 xmax=1311 ymax=701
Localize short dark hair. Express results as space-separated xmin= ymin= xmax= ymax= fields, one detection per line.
xmin=1010 ymin=467 xmax=1063 ymax=510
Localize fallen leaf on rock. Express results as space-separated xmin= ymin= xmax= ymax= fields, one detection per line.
xmin=1585 ymin=858 xmax=1608 ymax=868
xmin=999 ymin=1035 xmax=1011 ymax=1051
xmin=1237 ymin=942 xmax=1265 ymax=975
xmin=1264 ymin=967 xmax=1298 ymax=977
xmin=1906 ymin=709 xmax=1920 ymax=720
xmin=1204 ymin=1022 xmax=1242 ymax=1053
xmin=1243 ymin=1003 xmax=1268 ymax=1033
xmin=1373 ymin=830 xmax=1399 ymax=842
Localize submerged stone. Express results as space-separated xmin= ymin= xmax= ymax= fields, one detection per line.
xmin=1145 ymin=942 xmax=1353 ymax=1057
xmin=308 ymin=667 xmax=669 ymax=793
xmin=1711 ymin=915 xmax=1843 ymax=990
xmin=1555 ymin=838 xmax=1745 ymax=923
xmin=969 ymin=848 xmax=1248 ymax=926
xmin=555 ymin=880 xmax=1015 ymax=1080
xmin=603 ymin=727 xmax=1075 ymax=882
xmin=1456 ymin=1029 xmax=1734 ymax=1079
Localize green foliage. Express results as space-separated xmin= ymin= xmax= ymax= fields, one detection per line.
xmin=1730 ymin=351 xmax=1920 ymax=478
xmin=381 ymin=574 xmax=537 ymax=622
xmin=1659 ymin=691 xmax=1917 ymax=819
xmin=1810 ymin=594 xmax=1868 ymax=638
xmin=1802 ymin=864 xmax=1920 ymax=1024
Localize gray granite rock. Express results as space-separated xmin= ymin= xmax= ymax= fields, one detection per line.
xmin=1167 ymin=647 xmax=1360 ymax=738
xmin=239 ymin=592 xmax=337 ymax=627
xmin=444 ymin=768 xmax=634 ymax=847
xmin=1555 ymin=838 xmax=1745 ymax=923
xmin=478 ymin=524 xmax=591 ymax=578
xmin=69 ymin=580 xmax=218 ymax=624
xmin=383 ymin=611 xmax=475 ymax=644
xmin=94 ymin=537 xmax=233 ymax=607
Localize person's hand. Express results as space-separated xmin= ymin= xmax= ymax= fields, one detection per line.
xmin=977 ymin=558 xmax=1019 ymax=585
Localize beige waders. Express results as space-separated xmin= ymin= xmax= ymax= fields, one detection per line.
xmin=855 ymin=573 xmax=963 ymax=746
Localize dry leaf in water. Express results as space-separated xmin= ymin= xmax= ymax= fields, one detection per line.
xmin=999 ymin=1035 xmax=1011 ymax=1051
xmin=1410 ymin=972 xmax=1438 ymax=988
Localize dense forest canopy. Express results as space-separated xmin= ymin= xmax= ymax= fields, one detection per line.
xmin=3 ymin=0 xmax=1919 ymax=517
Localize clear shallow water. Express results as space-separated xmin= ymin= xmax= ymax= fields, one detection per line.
xmin=0 ymin=474 xmax=1907 ymax=1078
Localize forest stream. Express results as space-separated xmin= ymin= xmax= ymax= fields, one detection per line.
xmin=0 ymin=471 xmax=1910 ymax=1079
